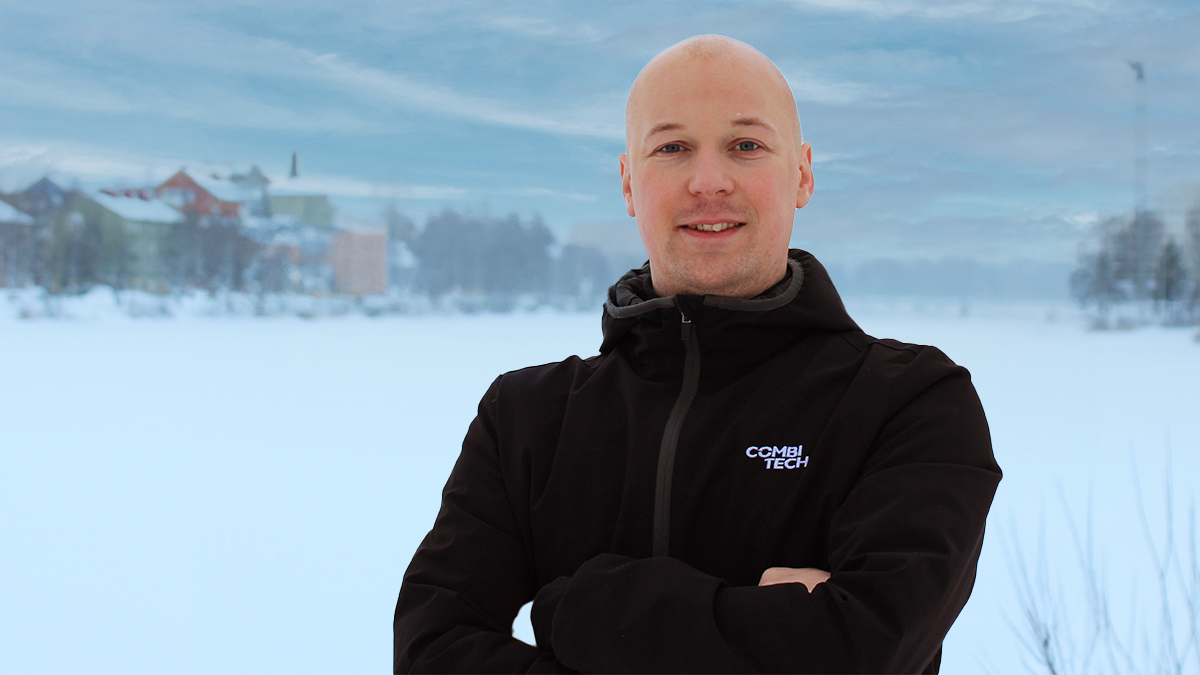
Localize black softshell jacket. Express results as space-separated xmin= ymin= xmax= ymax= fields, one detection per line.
xmin=394 ymin=250 xmax=1002 ymax=674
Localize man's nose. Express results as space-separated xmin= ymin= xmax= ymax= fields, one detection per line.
xmin=687 ymin=149 xmax=734 ymax=197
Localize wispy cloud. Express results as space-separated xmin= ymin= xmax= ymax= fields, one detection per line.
xmin=5 ymin=6 xmax=626 ymax=140
xmin=481 ymin=15 xmax=609 ymax=43
xmin=0 ymin=50 xmax=381 ymax=134
xmin=507 ymin=187 xmax=598 ymax=202
xmin=783 ymin=0 xmax=1112 ymax=21
xmin=271 ymin=173 xmax=600 ymax=203
xmin=779 ymin=69 xmax=896 ymax=106
xmin=0 ymin=56 xmax=137 ymax=114
xmin=307 ymin=53 xmax=624 ymax=139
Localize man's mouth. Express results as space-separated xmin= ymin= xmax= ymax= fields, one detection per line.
xmin=684 ymin=222 xmax=744 ymax=232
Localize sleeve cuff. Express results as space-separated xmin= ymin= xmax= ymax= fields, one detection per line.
xmin=530 ymin=575 xmax=571 ymax=650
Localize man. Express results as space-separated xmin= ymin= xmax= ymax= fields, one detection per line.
xmin=394 ymin=35 xmax=1001 ymax=674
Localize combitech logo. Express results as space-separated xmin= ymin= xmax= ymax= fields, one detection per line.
xmin=745 ymin=445 xmax=809 ymax=470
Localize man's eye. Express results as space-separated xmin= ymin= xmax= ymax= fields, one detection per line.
xmin=736 ymin=141 xmax=761 ymax=152
xmin=659 ymin=143 xmax=684 ymax=154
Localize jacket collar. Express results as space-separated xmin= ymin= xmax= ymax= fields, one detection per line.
xmin=600 ymin=249 xmax=859 ymax=356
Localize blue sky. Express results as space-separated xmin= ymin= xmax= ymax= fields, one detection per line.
xmin=2 ymin=0 xmax=1198 ymax=265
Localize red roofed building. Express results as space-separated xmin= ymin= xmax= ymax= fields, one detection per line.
xmin=156 ymin=170 xmax=240 ymax=219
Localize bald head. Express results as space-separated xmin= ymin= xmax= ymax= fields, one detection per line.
xmin=626 ymin=36 xmax=802 ymax=155
xmin=618 ymin=34 xmax=814 ymax=299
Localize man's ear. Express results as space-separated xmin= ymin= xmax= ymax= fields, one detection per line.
xmin=620 ymin=153 xmax=636 ymax=218
xmin=795 ymin=142 xmax=814 ymax=209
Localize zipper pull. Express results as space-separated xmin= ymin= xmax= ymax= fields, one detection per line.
xmin=680 ymin=312 xmax=692 ymax=341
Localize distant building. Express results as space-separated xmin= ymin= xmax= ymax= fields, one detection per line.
xmin=157 ymin=170 xmax=241 ymax=219
xmin=0 ymin=198 xmax=35 ymax=225
xmin=269 ymin=194 xmax=335 ymax=229
xmin=3 ymin=177 xmax=148 ymax=291
xmin=329 ymin=230 xmax=387 ymax=295
xmin=184 ymin=166 xmax=335 ymax=229
xmin=229 ymin=165 xmax=272 ymax=217
xmin=0 ymin=198 xmax=36 ymax=287
xmin=241 ymin=214 xmax=335 ymax=294
xmin=17 ymin=185 xmax=178 ymax=292
xmin=93 ymin=189 xmax=186 ymax=290
xmin=201 ymin=165 xmax=341 ymax=293
xmin=44 ymin=186 xmax=185 ymax=291
xmin=6 ymin=176 xmax=70 ymax=217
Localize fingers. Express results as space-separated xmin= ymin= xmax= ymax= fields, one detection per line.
xmin=758 ymin=566 xmax=831 ymax=592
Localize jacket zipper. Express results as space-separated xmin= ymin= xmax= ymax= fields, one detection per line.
xmin=652 ymin=310 xmax=702 ymax=557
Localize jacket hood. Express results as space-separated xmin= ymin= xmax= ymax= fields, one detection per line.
xmin=600 ymin=249 xmax=860 ymax=356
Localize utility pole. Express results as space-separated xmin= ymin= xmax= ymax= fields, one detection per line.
xmin=1125 ymin=61 xmax=1161 ymax=322
xmin=1127 ymin=61 xmax=1146 ymax=215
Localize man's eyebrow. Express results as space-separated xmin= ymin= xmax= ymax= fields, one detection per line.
xmin=644 ymin=118 xmax=778 ymax=142
xmin=644 ymin=122 xmax=684 ymax=141
xmin=731 ymin=116 xmax=777 ymax=132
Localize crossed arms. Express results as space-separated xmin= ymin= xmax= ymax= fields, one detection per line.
xmin=394 ymin=369 xmax=1000 ymax=674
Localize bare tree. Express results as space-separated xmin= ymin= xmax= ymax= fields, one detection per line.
xmin=1072 ymin=248 xmax=1124 ymax=328
xmin=1153 ymin=239 xmax=1188 ymax=324
xmin=1006 ymin=456 xmax=1199 ymax=675
xmin=1185 ymin=204 xmax=1200 ymax=321
xmin=1113 ymin=211 xmax=1165 ymax=321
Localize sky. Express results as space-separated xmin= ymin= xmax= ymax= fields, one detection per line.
xmin=2 ymin=0 xmax=1199 ymax=265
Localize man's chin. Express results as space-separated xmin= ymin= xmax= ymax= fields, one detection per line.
xmin=657 ymin=265 xmax=759 ymax=298
xmin=653 ymin=248 xmax=793 ymax=298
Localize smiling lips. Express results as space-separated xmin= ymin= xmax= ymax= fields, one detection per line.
xmin=683 ymin=221 xmax=744 ymax=232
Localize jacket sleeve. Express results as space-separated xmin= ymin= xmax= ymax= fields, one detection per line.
xmin=393 ymin=377 xmax=574 ymax=674
xmin=543 ymin=361 xmax=1002 ymax=674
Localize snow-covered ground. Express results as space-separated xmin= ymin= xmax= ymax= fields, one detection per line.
xmin=1 ymin=293 xmax=1197 ymax=675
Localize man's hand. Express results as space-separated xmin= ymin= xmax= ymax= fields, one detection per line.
xmin=758 ymin=567 xmax=830 ymax=592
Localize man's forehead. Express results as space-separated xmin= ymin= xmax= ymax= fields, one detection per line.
xmin=643 ymin=117 xmax=781 ymax=142
xmin=626 ymin=36 xmax=802 ymax=149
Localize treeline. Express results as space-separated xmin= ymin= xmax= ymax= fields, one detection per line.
xmin=1069 ymin=208 xmax=1200 ymax=327
xmin=824 ymin=258 xmax=1072 ymax=300
xmin=391 ymin=207 xmax=620 ymax=310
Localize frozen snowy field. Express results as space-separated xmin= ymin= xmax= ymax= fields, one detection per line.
xmin=2 ymin=298 xmax=1197 ymax=674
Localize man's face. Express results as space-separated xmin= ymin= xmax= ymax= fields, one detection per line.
xmin=621 ymin=45 xmax=813 ymax=299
